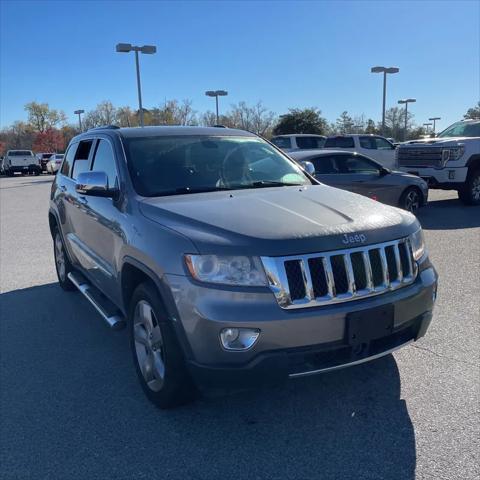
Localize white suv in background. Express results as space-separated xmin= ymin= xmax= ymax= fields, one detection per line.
xmin=270 ymin=134 xmax=326 ymax=152
xmin=324 ymin=135 xmax=397 ymax=169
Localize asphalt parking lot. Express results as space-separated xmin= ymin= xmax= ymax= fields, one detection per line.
xmin=0 ymin=175 xmax=479 ymax=480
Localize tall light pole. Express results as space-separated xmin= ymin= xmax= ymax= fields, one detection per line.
xmin=398 ymin=98 xmax=416 ymax=141
xmin=429 ymin=117 xmax=441 ymax=135
xmin=205 ymin=90 xmax=228 ymax=124
xmin=74 ymin=109 xmax=84 ymax=131
xmin=116 ymin=43 xmax=156 ymax=127
xmin=371 ymin=66 xmax=399 ymax=135
xmin=423 ymin=122 xmax=433 ymax=133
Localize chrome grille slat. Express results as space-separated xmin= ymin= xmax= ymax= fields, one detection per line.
xmin=262 ymin=238 xmax=417 ymax=310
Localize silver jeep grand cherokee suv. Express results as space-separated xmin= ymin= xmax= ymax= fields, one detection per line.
xmin=49 ymin=126 xmax=438 ymax=408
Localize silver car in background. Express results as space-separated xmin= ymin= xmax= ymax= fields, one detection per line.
xmin=290 ymin=149 xmax=428 ymax=213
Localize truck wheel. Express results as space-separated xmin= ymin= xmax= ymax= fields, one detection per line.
xmin=400 ymin=187 xmax=422 ymax=214
xmin=458 ymin=169 xmax=480 ymax=206
xmin=129 ymin=282 xmax=196 ymax=409
xmin=53 ymin=229 xmax=75 ymax=291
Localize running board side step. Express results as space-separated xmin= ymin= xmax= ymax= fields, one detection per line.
xmin=67 ymin=272 xmax=126 ymax=330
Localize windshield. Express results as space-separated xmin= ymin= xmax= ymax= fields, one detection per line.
xmin=124 ymin=135 xmax=311 ymax=197
xmin=437 ymin=121 xmax=480 ymax=138
xmin=9 ymin=150 xmax=33 ymax=156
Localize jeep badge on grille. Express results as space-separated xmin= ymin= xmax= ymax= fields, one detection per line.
xmin=342 ymin=233 xmax=367 ymax=245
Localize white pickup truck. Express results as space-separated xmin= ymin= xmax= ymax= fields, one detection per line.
xmin=397 ymin=119 xmax=480 ymax=205
xmin=3 ymin=150 xmax=41 ymax=176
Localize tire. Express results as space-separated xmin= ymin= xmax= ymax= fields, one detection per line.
xmin=129 ymin=282 xmax=196 ymax=409
xmin=53 ymin=228 xmax=75 ymax=291
xmin=458 ymin=169 xmax=480 ymax=206
xmin=399 ymin=186 xmax=422 ymax=214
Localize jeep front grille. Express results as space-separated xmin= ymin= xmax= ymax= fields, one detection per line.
xmin=261 ymin=238 xmax=417 ymax=309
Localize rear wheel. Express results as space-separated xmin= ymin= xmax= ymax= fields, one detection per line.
xmin=400 ymin=187 xmax=422 ymax=214
xmin=458 ymin=169 xmax=480 ymax=206
xmin=129 ymin=282 xmax=196 ymax=409
xmin=53 ymin=229 xmax=75 ymax=290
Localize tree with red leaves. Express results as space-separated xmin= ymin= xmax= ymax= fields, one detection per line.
xmin=33 ymin=128 xmax=64 ymax=153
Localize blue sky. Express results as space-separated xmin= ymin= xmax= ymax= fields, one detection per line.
xmin=1 ymin=0 xmax=478 ymax=131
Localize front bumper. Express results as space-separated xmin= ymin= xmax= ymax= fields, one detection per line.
xmin=167 ymin=265 xmax=437 ymax=389
xmin=399 ymin=166 xmax=468 ymax=187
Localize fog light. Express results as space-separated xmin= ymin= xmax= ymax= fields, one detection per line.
xmin=220 ymin=327 xmax=260 ymax=351
xmin=448 ymin=170 xmax=455 ymax=180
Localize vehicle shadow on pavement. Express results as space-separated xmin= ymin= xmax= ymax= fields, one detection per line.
xmin=418 ymin=197 xmax=480 ymax=230
xmin=1 ymin=283 xmax=415 ymax=480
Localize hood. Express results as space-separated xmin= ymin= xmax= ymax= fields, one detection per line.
xmin=402 ymin=136 xmax=469 ymax=146
xmin=139 ymin=185 xmax=418 ymax=256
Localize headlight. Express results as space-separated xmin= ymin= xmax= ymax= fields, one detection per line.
xmin=185 ymin=254 xmax=267 ymax=286
xmin=441 ymin=146 xmax=465 ymax=163
xmin=410 ymin=228 xmax=426 ymax=261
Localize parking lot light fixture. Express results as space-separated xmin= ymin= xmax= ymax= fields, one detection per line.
xmin=398 ymin=98 xmax=416 ymax=141
xmin=423 ymin=123 xmax=433 ymax=133
xmin=429 ymin=117 xmax=441 ymax=135
xmin=74 ymin=109 xmax=84 ymax=131
xmin=205 ymin=90 xmax=228 ymax=124
xmin=116 ymin=43 xmax=157 ymax=127
xmin=371 ymin=66 xmax=400 ymax=135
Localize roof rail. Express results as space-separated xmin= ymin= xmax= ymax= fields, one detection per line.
xmin=87 ymin=125 xmax=121 ymax=131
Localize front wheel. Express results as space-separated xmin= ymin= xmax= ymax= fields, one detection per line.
xmin=400 ymin=187 xmax=422 ymax=214
xmin=130 ymin=282 xmax=196 ymax=409
xmin=458 ymin=169 xmax=480 ymax=206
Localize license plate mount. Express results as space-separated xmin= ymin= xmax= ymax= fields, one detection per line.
xmin=346 ymin=304 xmax=394 ymax=345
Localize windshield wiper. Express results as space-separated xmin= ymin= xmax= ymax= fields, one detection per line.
xmin=250 ymin=180 xmax=305 ymax=188
xmin=151 ymin=186 xmax=233 ymax=197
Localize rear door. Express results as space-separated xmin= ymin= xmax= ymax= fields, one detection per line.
xmin=334 ymin=154 xmax=397 ymax=202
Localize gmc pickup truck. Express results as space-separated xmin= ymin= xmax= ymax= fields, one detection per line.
xmin=49 ymin=126 xmax=438 ymax=408
xmin=397 ymin=119 xmax=480 ymax=205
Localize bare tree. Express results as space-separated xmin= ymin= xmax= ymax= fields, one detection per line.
xmin=24 ymin=102 xmax=66 ymax=132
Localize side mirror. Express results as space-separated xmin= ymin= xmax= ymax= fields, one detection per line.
xmin=380 ymin=167 xmax=390 ymax=176
xmin=75 ymin=171 xmax=115 ymax=197
xmin=300 ymin=161 xmax=316 ymax=176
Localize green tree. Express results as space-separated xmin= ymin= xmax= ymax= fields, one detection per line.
xmin=464 ymin=101 xmax=480 ymax=120
xmin=365 ymin=119 xmax=378 ymax=134
xmin=24 ymin=102 xmax=66 ymax=133
xmin=335 ymin=111 xmax=354 ymax=134
xmin=273 ymin=108 xmax=328 ymax=135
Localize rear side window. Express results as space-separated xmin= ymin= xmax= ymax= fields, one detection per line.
xmin=60 ymin=144 xmax=77 ymax=176
xmin=310 ymin=155 xmax=338 ymax=174
xmin=71 ymin=140 xmax=94 ymax=179
xmin=296 ymin=137 xmax=325 ymax=149
xmin=271 ymin=137 xmax=292 ymax=149
xmin=324 ymin=137 xmax=355 ymax=148
xmin=91 ymin=139 xmax=118 ymax=188
xmin=335 ymin=155 xmax=380 ymax=174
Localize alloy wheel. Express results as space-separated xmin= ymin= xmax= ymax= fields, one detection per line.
xmin=133 ymin=300 xmax=165 ymax=392
xmin=54 ymin=233 xmax=66 ymax=281
xmin=471 ymin=174 xmax=480 ymax=202
xmin=404 ymin=190 xmax=420 ymax=213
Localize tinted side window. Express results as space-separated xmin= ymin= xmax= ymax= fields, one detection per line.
xmin=310 ymin=155 xmax=338 ymax=174
xmin=271 ymin=137 xmax=292 ymax=149
xmin=60 ymin=143 xmax=78 ymax=176
xmin=336 ymin=155 xmax=380 ymax=174
xmin=91 ymin=139 xmax=118 ymax=188
xmin=71 ymin=140 xmax=94 ymax=179
xmin=296 ymin=137 xmax=325 ymax=149
xmin=324 ymin=137 xmax=355 ymax=148
xmin=374 ymin=137 xmax=394 ymax=150
xmin=359 ymin=136 xmax=376 ymax=149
